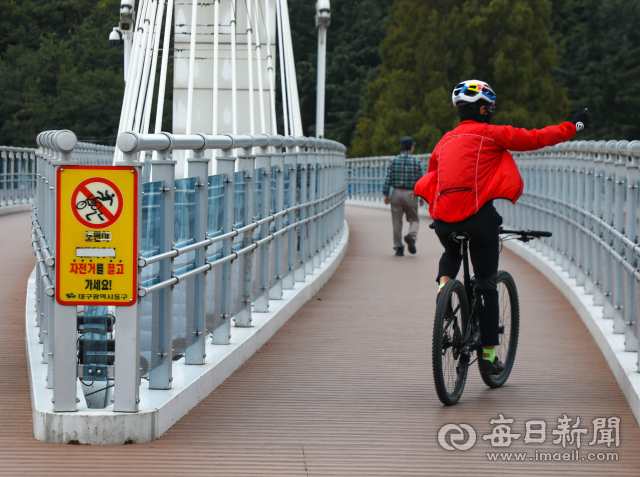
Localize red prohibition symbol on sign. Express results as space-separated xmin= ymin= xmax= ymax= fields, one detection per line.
xmin=71 ymin=177 xmax=124 ymax=229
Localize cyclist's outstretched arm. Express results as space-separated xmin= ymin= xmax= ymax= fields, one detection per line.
xmin=492 ymin=122 xmax=577 ymax=152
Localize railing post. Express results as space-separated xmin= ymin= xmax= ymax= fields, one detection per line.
xmin=602 ymin=144 xmax=616 ymax=320
xmin=283 ymin=137 xmax=297 ymax=290
xmin=16 ymin=151 xmax=23 ymax=204
xmin=7 ymin=150 xmax=15 ymax=205
xmin=330 ymin=149 xmax=338 ymax=250
xmin=306 ymin=139 xmax=317 ymax=276
xmin=0 ymin=150 xmax=5 ymax=206
xmin=44 ymin=139 xmax=57 ymax=386
xmin=269 ymin=138 xmax=285 ymax=300
xmin=294 ymin=137 xmax=308 ymax=282
xmin=254 ymin=138 xmax=271 ymax=312
xmin=568 ymin=151 xmax=579 ymax=278
xmin=32 ymin=150 xmax=37 ymax=202
xmin=185 ymin=147 xmax=210 ymax=364
xmin=575 ymin=148 xmax=586 ymax=286
xmin=583 ymin=144 xmax=595 ymax=295
xmin=320 ymin=145 xmax=329 ymax=262
xmin=212 ymin=146 xmax=236 ymax=344
xmin=523 ymin=158 xmax=530 ymax=232
xmin=22 ymin=151 xmax=29 ymax=203
xmin=51 ymin=301 xmax=78 ymax=412
xmin=235 ymin=141 xmax=255 ymax=327
xmin=50 ymin=131 xmax=79 ymax=412
xmin=28 ymin=151 xmax=34 ymax=203
xmin=316 ymin=143 xmax=326 ymax=267
xmin=533 ymin=160 xmax=542 ymax=253
xmin=149 ymin=152 xmax=176 ymax=390
xmin=593 ymin=142 xmax=606 ymax=306
xmin=560 ymin=155 xmax=571 ymax=271
xmin=113 ymin=156 xmax=143 ymax=412
xmin=624 ymin=148 xmax=639 ymax=352
xmin=613 ymin=149 xmax=627 ymax=333
xmin=548 ymin=160 xmax=558 ymax=263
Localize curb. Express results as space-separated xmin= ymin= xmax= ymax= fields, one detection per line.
xmin=0 ymin=203 xmax=32 ymax=216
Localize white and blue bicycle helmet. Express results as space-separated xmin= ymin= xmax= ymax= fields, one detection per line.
xmin=452 ymin=80 xmax=497 ymax=110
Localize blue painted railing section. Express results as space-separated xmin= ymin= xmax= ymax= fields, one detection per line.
xmin=347 ymin=140 xmax=640 ymax=372
xmin=31 ymin=130 xmax=347 ymax=412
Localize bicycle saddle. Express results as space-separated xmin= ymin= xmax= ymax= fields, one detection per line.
xmin=449 ymin=232 xmax=470 ymax=243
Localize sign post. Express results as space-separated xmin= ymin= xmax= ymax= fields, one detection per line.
xmin=55 ymin=165 xmax=139 ymax=412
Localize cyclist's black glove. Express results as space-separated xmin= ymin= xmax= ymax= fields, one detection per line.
xmin=572 ymin=109 xmax=591 ymax=131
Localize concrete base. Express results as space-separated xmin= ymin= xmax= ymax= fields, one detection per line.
xmin=503 ymin=239 xmax=640 ymax=428
xmin=0 ymin=202 xmax=32 ymax=216
xmin=26 ymin=222 xmax=349 ymax=445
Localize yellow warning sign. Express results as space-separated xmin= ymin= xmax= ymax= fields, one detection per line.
xmin=56 ymin=166 xmax=138 ymax=306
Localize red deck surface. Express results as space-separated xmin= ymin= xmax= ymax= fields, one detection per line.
xmin=1 ymin=206 xmax=640 ymax=475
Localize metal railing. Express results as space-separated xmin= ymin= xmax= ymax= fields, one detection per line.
xmin=497 ymin=139 xmax=640 ymax=370
xmin=31 ymin=129 xmax=347 ymax=413
xmin=1 ymin=139 xmax=114 ymax=208
xmin=345 ymin=154 xmax=431 ymax=214
xmin=1 ymin=146 xmax=36 ymax=207
xmin=347 ymin=140 xmax=640 ymax=371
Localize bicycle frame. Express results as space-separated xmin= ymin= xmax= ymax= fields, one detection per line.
xmin=450 ymin=227 xmax=552 ymax=350
xmin=447 ymin=233 xmax=482 ymax=359
xmin=460 ymin=237 xmax=474 ymax=304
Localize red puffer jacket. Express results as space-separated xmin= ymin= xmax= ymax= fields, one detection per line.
xmin=414 ymin=120 xmax=576 ymax=223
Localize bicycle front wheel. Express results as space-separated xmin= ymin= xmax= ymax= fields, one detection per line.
xmin=432 ymin=279 xmax=471 ymax=405
xmin=479 ymin=270 xmax=520 ymax=388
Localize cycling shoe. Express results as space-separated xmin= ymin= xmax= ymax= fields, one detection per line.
xmin=479 ymin=357 xmax=505 ymax=375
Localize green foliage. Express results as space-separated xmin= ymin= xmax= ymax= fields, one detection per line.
xmin=5 ymin=0 xmax=637 ymax=151
xmin=0 ymin=0 xmax=124 ymax=147
xmin=551 ymin=0 xmax=640 ymax=140
xmin=351 ymin=0 xmax=570 ymax=157
xmin=290 ymin=0 xmax=394 ymax=146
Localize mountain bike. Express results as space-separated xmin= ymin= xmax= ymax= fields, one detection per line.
xmin=432 ymin=227 xmax=551 ymax=405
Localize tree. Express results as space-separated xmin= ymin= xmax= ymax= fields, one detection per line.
xmin=351 ymin=0 xmax=570 ymax=157
xmin=0 ymin=0 xmax=124 ymax=147
xmin=551 ymin=0 xmax=640 ymax=140
xmin=289 ymin=0 xmax=394 ymax=145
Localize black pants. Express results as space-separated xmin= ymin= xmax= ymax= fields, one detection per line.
xmin=433 ymin=202 xmax=502 ymax=347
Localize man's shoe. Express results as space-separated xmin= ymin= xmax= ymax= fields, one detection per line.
xmin=479 ymin=357 xmax=505 ymax=376
xmin=395 ymin=247 xmax=404 ymax=256
xmin=404 ymin=234 xmax=417 ymax=254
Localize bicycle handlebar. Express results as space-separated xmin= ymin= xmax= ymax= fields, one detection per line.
xmin=500 ymin=228 xmax=552 ymax=240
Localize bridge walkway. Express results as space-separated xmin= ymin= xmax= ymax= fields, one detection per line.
xmin=1 ymin=206 xmax=640 ymax=475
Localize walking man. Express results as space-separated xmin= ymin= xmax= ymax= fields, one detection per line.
xmin=382 ymin=136 xmax=425 ymax=256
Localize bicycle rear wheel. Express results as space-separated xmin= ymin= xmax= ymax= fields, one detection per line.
xmin=478 ymin=270 xmax=520 ymax=388
xmin=432 ymin=280 xmax=471 ymax=405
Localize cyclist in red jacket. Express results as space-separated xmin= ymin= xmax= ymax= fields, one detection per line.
xmin=414 ymin=79 xmax=591 ymax=375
